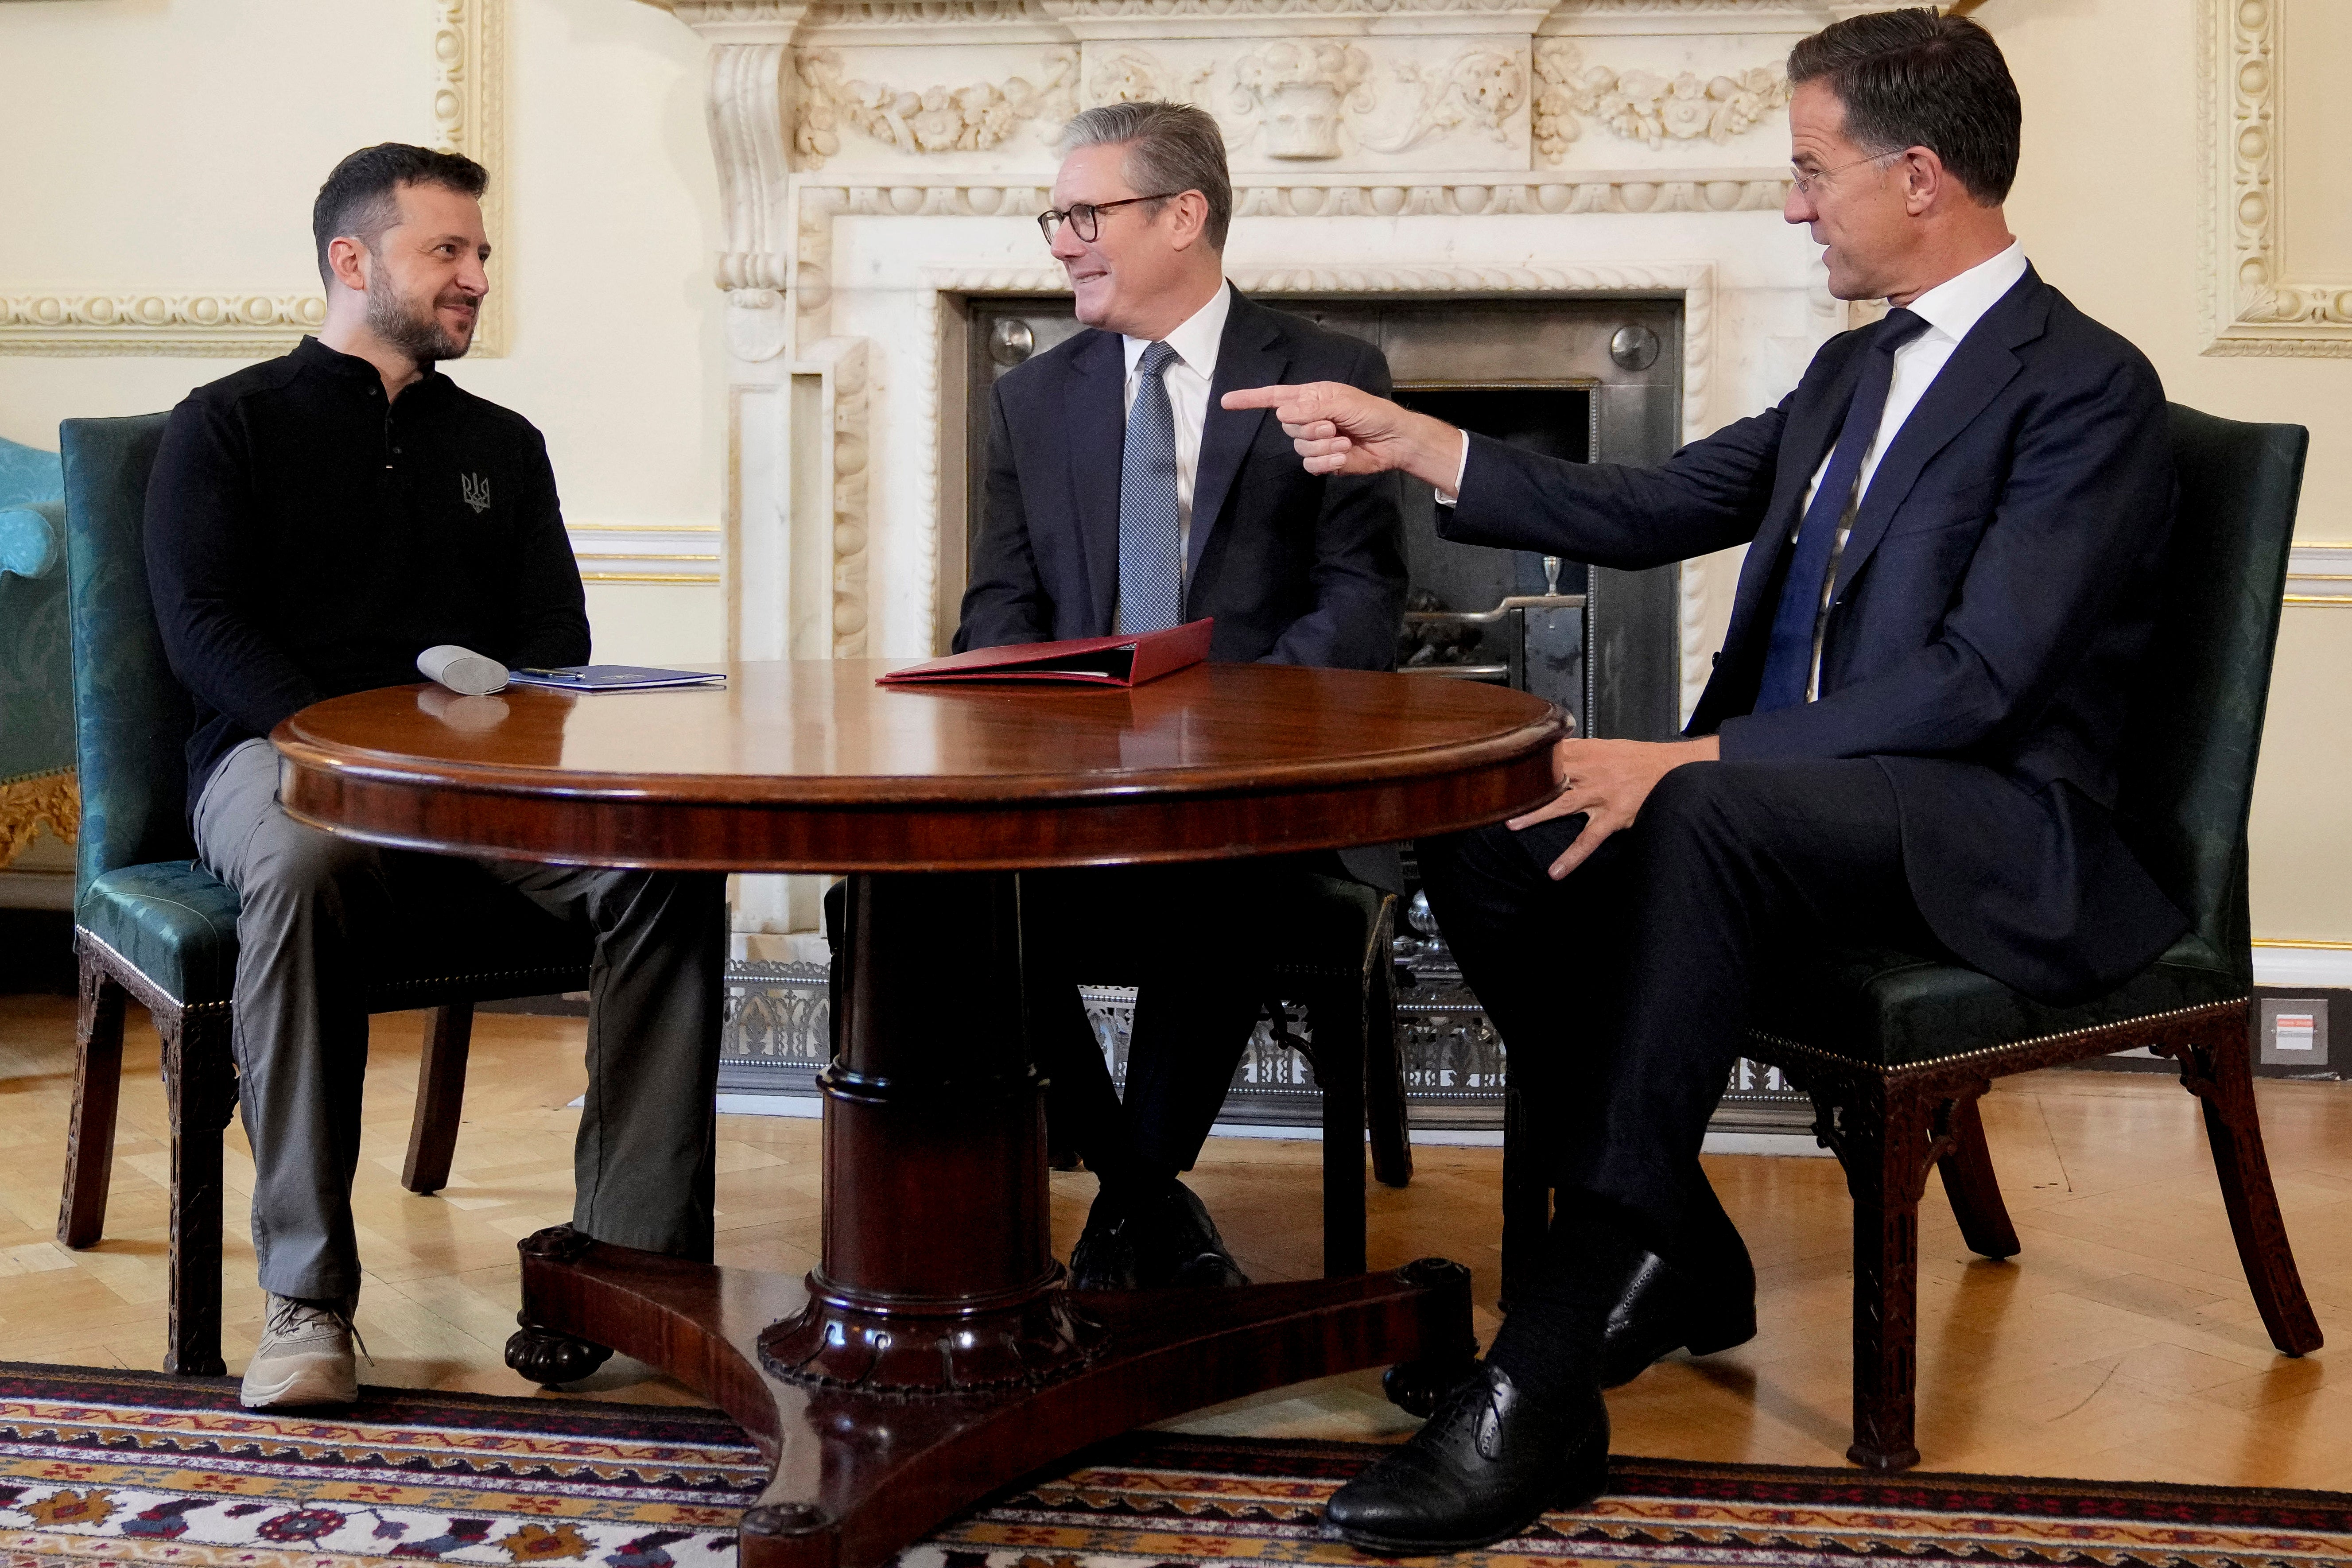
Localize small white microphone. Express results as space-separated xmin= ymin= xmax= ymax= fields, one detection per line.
xmin=417 ymin=644 xmax=510 ymax=696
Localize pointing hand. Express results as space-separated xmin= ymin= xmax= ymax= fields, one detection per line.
xmin=1221 ymin=382 xmax=1463 ymax=488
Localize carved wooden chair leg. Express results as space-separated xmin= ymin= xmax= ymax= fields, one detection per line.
xmin=1934 ymin=1091 xmax=2020 ymax=1260
xmin=57 ymin=954 xmax=128 ymax=1250
xmin=402 ymin=1002 xmax=474 ymax=1195
xmin=163 ymin=1006 xmax=237 ymax=1377
xmin=1818 ymin=1075 xmax=1937 ymax=1473
xmin=1364 ymin=919 xmax=1414 ymax=1190
xmin=2156 ymin=1006 xmax=2323 ymax=1356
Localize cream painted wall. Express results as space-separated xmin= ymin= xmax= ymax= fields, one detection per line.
xmin=0 ymin=0 xmax=727 ymax=664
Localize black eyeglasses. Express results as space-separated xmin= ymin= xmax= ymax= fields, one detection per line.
xmin=1037 ymin=192 xmax=1187 ymax=244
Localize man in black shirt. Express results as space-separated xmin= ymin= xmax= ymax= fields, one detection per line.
xmin=146 ymin=144 xmax=725 ymax=1410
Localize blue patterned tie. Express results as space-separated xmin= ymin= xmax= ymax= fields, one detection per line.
xmin=1753 ymin=308 xmax=1930 ymax=714
xmin=1117 ymin=341 xmax=1183 ymax=634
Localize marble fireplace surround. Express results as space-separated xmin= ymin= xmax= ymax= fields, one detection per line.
xmin=652 ymin=0 xmax=1874 ymax=943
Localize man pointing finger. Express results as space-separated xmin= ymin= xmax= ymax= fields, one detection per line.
xmin=1229 ymin=8 xmax=2186 ymax=1554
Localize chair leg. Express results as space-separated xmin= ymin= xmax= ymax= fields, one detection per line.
xmin=1314 ymin=986 xmax=1368 ymax=1279
xmin=57 ymin=954 xmax=128 ymax=1250
xmin=1935 ymin=1094 xmax=2020 ymax=1260
xmin=1846 ymin=1107 xmax=1927 ymax=1473
xmin=2155 ymin=1007 xmax=2323 ymax=1357
xmin=1498 ymin=1083 xmax=1550 ymax=1314
xmin=1795 ymin=1067 xmax=1948 ymax=1475
xmin=161 ymin=1006 xmax=236 ymax=1378
xmin=402 ymin=1002 xmax=474 ymax=1195
xmin=1365 ymin=945 xmax=1414 ymax=1191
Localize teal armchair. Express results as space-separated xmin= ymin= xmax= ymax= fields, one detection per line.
xmin=0 ymin=435 xmax=75 ymax=867
xmin=56 ymin=413 xmax=593 ymax=1376
xmin=1493 ymin=405 xmax=2321 ymax=1471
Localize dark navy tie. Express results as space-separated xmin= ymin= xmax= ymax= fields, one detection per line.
xmin=1752 ymin=308 xmax=1930 ymax=714
xmin=1117 ymin=341 xmax=1183 ymax=633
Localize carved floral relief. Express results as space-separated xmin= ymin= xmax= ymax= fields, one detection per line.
xmin=795 ymin=48 xmax=1078 ymax=167
xmin=1534 ymin=41 xmax=1789 ymax=161
xmin=1366 ymin=49 xmax=1526 ymax=155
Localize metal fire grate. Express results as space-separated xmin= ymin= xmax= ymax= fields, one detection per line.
xmin=719 ymin=959 xmax=1817 ymax=1136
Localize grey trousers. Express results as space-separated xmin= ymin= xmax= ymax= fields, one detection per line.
xmin=193 ymin=739 xmax=726 ymax=1301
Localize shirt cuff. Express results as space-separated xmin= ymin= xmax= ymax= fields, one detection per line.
xmin=1432 ymin=429 xmax=1471 ymax=507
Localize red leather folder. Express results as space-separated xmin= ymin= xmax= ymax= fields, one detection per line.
xmin=877 ymin=618 xmax=1213 ymax=687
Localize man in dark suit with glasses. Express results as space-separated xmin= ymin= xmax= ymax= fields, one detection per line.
xmin=1232 ymin=7 xmax=2183 ymax=1551
xmin=954 ymin=99 xmax=1406 ymax=1294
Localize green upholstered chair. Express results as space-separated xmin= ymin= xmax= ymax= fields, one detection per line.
xmin=0 ymin=435 xmax=76 ymax=868
xmin=56 ymin=412 xmax=593 ymax=1375
xmin=1498 ymin=404 xmax=2320 ymax=1472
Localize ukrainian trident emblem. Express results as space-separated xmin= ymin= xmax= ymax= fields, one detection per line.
xmin=461 ymin=474 xmax=492 ymax=515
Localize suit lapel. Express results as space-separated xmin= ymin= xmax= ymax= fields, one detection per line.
xmin=1061 ymin=329 xmax=1127 ymax=635
xmin=1830 ymin=272 xmax=2047 ymax=601
xmin=1190 ymin=289 xmax=1286 ymax=585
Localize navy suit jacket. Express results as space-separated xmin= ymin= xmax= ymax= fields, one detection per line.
xmin=1445 ymin=268 xmax=2186 ymax=1003
xmin=956 ymin=287 xmax=1406 ymax=669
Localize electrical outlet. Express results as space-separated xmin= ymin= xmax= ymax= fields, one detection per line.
xmin=2260 ymin=997 xmax=2329 ymax=1067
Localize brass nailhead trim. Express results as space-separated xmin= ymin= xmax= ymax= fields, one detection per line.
xmin=1746 ymin=997 xmax=2247 ymax=1081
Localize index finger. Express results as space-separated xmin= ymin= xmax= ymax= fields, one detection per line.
xmin=1221 ymin=384 xmax=1308 ymax=411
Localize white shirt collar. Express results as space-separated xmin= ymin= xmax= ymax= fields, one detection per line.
xmin=1122 ymin=280 xmax=1232 ymax=380
xmin=1900 ymin=239 xmax=2029 ymax=345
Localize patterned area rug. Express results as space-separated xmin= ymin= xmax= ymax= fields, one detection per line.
xmin=0 ymin=1362 xmax=761 ymax=1567
xmin=907 ymin=1432 xmax=2352 ymax=1568
xmin=2 ymin=1364 xmax=2346 ymax=1568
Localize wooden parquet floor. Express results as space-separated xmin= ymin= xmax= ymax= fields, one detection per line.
xmin=0 ymin=992 xmax=2346 ymax=1488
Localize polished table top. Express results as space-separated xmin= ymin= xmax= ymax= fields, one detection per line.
xmin=274 ymin=660 xmax=1563 ymax=872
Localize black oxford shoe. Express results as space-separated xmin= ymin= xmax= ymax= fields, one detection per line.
xmin=1597 ymin=1247 xmax=1756 ymax=1388
xmin=1067 ymin=1188 xmax=1140 ymax=1291
xmin=1325 ymin=1363 xmax=1608 ymax=1554
xmin=1141 ymin=1179 xmax=1250 ymax=1288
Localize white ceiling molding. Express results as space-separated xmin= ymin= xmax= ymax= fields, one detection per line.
xmin=0 ymin=0 xmax=507 ymax=357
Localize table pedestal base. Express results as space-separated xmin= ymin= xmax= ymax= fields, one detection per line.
xmin=513 ymin=1228 xmax=1474 ymax=1568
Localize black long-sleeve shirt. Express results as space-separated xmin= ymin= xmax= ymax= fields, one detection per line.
xmin=147 ymin=336 xmax=590 ymax=806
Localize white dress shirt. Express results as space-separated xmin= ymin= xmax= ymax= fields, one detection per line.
xmin=1792 ymin=240 xmax=2028 ymax=697
xmin=1122 ymin=279 xmax=1232 ymax=584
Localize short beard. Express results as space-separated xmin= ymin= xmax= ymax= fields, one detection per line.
xmin=365 ymin=270 xmax=474 ymax=365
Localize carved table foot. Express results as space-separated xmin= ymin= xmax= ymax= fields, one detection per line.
xmin=517 ymin=1235 xmax=1474 ymax=1568
xmin=505 ymin=1226 xmax=616 ymax=1386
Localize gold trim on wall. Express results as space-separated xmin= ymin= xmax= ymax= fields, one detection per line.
xmin=0 ymin=0 xmax=506 ymax=357
xmin=2201 ymin=0 xmax=2352 ymax=358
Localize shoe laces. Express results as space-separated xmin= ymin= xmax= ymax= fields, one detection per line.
xmin=266 ymin=1296 xmax=372 ymax=1362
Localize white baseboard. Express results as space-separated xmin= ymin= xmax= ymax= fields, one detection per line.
xmin=2252 ymin=943 xmax=2352 ymax=990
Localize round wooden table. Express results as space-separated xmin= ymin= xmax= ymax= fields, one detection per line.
xmin=275 ymin=660 xmax=1561 ymax=1568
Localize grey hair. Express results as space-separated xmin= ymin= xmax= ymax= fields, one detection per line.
xmin=1056 ymin=101 xmax=1232 ymax=250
